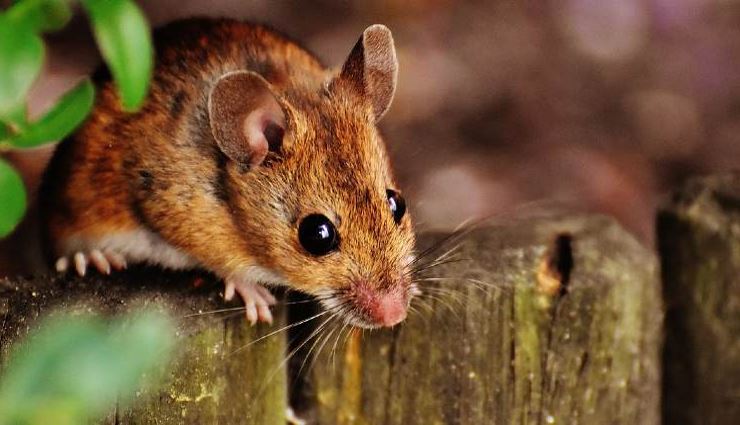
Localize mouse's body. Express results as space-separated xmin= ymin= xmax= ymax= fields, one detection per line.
xmin=40 ymin=18 xmax=416 ymax=328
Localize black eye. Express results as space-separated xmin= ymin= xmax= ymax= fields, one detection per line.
xmin=298 ymin=214 xmax=339 ymax=256
xmin=386 ymin=189 xmax=406 ymax=224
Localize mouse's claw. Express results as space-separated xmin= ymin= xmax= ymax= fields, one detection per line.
xmin=55 ymin=250 xmax=127 ymax=276
xmin=89 ymin=250 xmax=111 ymax=275
xmin=73 ymin=252 xmax=88 ymax=276
xmin=104 ymin=250 xmax=127 ymax=271
xmin=55 ymin=256 xmax=70 ymax=273
xmin=224 ymin=278 xmax=276 ymax=325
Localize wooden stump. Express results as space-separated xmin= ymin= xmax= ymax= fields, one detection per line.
xmin=0 ymin=270 xmax=287 ymax=424
xmin=298 ymin=215 xmax=662 ymax=425
xmin=658 ymin=174 xmax=740 ymax=425
xmin=0 ymin=214 xmax=664 ymax=424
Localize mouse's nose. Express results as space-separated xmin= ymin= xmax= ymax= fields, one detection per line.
xmin=371 ymin=294 xmax=407 ymax=327
xmin=353 ymin=281 xmax=408 ymax=327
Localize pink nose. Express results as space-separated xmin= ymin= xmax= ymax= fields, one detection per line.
xmin=370 ymin=294 xmax=407 ymax=327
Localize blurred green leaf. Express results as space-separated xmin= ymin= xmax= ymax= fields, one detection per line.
xmin=0 ymin=20 xmax=44 ymax=119
xmin=81 ymin=0 xmax=153 ymax=111
xmin=0 ymin=102 xmax=29 ymax=132
xmin=11 ymin=79 xmax=95 ymax=148
xmin=0 ymin=123 xmax=9 ymax=141
xmin=0 ymin=310 xmax=176 ymax=425
xmin=0 ymin=159 xmax=26 ymax=237
xmin=6 ymin=0 xmax=73 ymax=33
xmin=106 ymin=311 xmax=176 ymax=403
xmin=0 ymin=318 xmax=102 ymax=419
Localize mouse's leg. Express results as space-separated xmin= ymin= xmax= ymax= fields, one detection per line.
xmin=224 ymin=277 xmax=277 ymax=325
xmin=54 ymin=227 xmax=198 ymax=277
xmin=55 ymin=249 xmax=127 ymax=276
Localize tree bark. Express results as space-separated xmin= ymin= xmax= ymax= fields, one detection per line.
xmin=0 ymin=270 xmax=287 ymax=424
xmin=658 ymin=174 xmax=740 ymax=425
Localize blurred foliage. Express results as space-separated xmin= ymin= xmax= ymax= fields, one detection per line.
xmin=11 ymin=79 xmax=95 ymax=149
xmin=0 ymin=0 xmax=153 ymax=238
xmin=0 ymin=310 xmax=175 ymax=425
xmin=0 ymin=159 xmax=25 ymax=236
xmin=81 ymin=0 xmax=153 ymax=111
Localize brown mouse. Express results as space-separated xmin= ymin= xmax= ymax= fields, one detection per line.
xmin=40 ymin=18 xmax=416 ymax=328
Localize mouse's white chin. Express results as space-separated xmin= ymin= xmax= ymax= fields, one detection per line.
xmin=335 ymin=311 xmax=387 ymax=330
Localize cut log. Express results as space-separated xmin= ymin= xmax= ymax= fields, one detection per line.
xmin=658 ymin=174 xmax=740 ymax=425
xmin=298 ymin=215 xmax=662 ymax=425
xmin=0 ymin=270 xmax=287 ymax=424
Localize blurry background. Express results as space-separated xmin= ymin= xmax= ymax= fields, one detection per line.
xmin=3 ymin=0 xmax=740 ymax=274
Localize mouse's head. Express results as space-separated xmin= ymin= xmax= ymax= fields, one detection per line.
xmin=208 ymin=25 xmax=416 ymax=328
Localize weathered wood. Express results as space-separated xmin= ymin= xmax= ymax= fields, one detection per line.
xmin=0 ymin=214 xmax=664 ymax=424
xmin=0 ymin=270 xmax=287 ymax=424
xmin=298 ymin=215 xmax=662 ymax=425
xmin=658 ymin=174 xmax=740 ymax=425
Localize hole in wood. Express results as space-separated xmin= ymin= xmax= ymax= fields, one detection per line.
xmin=537 ymin=233 xmax=574 ymax=297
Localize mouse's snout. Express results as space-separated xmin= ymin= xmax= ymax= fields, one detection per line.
xmin=352 ymin=280 xmax=409 ymax=328
xmin=374 ymin=293 xmax=407 ymax=327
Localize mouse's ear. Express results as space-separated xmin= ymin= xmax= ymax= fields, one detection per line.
xmin=208 ymin=71 xmax=286 ymax=167
xmin=336 ymin=24 xmax=398 ymax=122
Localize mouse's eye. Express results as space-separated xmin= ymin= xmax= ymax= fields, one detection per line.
xmin=386 ymin=189 xmax=406 ymax=224
xmin=298 ymin=214 xmax=339 ymax=256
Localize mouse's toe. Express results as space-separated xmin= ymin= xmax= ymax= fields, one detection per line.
xmin=54 ymin=249 xmax=127 ymax=276
xmin=224 ymin=279 xmax=275 ymax=325
xmin=88 ymin=250 xmax=111 ymax=275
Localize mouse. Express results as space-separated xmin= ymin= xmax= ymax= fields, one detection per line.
xmin=39 ymin=18 xmax=416 ymax=329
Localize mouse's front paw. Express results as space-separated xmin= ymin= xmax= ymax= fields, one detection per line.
xmin=224 ymin=278 xmax=277 ymax=325
xmin=55 ymin=250 xmax=127 ymax=276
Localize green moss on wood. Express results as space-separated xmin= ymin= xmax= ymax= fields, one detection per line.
xmin=302 ymin=215 xmax=661 ymax=425
xmin=0 ymin=270 xmax=287 ymax=425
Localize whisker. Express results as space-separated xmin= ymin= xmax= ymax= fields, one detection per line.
xmin=247 ymin=314 xmax=336 ymax=414
xmin=467 ymin=278 xmax=511 ymax=292
xmin=410 ymin=258 xmax=473 ymax=276
xmin=411 ymin=297 xmax=435 ymax=315
xmin=330 ymin=320 xmax=352 ymax=370
xmin=408 ymin=225 xmax=473 ymax=269
xmin=182 ymin=295 xmax=333 ymax=319
xmin=422 ymin=293 xmax=461 ymax=319
xmin=414 ymin=276 xmax=508 ymax=292
xmin=284 ymin=297 xmax=331 ymax=305
xmin=303 ymin=321 xmax=341 ymax=378
xmin=432 ymin=242 xmax=465 ymax=264
xmin=407 ymin=304 xmax=421 ymax=316
xmin=420 ymin=286 xmax=469 ymax=305
xmin=230 ymin=309 xmax=329 ymax=355
xmin=295 ymin=313 xmax=338 ymax=379
xmin=414 ymin=215 xmax=488 ymax=256
xmin=182 ymin=306 xmax=249 ymax=318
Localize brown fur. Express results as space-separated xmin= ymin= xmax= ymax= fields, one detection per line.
xmin=40 ymin=18 xmax=415 ymax=324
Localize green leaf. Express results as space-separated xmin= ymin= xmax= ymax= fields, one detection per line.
xmin=0 ymin=311 xmax=175 ymax=424
xmin=6 ymin=0 xmax=73 ymax=33
xmin=11 ymin=79 xmax=95 ymax=148
xmin=81 ymin=0 xmax=153 ymax=111
xmin=0 ymin=21 xmax=44 ymax=119
xmin=0 ymin=102 xmax=29 ymax=132
xmin=0 ymin=123 xmax=9 ymax=141
xmin=0 ymin=159 xmax=26 ymax=237
xmin=0 ymin=318 xmax=103 ymax=417
xmin=106 ymin=311 xmax=176 ymax=403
